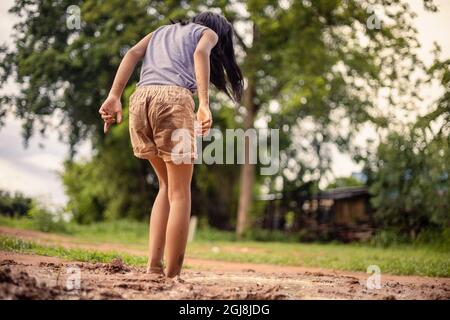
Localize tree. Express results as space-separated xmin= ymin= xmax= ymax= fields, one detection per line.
xmin=368 ymin=130 xmax=449 ymax=237
xmin=417 ymin=47 xmax=450 ymax=138
xmin=60 ymin=89 xmax=157 ymax=223
xmin=233 ymin=0 xmax=432 ymax=237
xmin=0 ymin=0 xmax=440 ymax=236
xmin=0 ymin=0 xmax=241 ymax=225
xmin=0 ymin=190 xmax=33 ymax=217
xmin=366 ymin=51 xmax=450 ymax=237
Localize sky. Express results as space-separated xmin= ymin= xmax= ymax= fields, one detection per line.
xmin=0 ymin=0 xmax=449 ymax=206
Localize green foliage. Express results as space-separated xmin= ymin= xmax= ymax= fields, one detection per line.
xmin=1 ymin=0 xmax=447 ymax=233
xmin=27 ymin=201 xmax=69 ymax=233
xmin=261 ymin=0 xmax=429 ymax=185
xmin=1 ymin=216 xmax=449 ymax=276
xmin=414 ymin=228 xmax=450 ymax=251
xmin=0 ymin=0 xmax=165 ymax=148
xmin=0 ymin=216 xmax=150 ymax=246
xmin=368 ymin=131 xmax=449 ymax=236
xmin=194 ymin=225 xmax=237 ymax=242
xmin=68 ymin=219 xmax=149 ymax=245
xmin=0 ymin=236 xmax=146 ymax=266
xmin=0 ymin=190 xmax=32 ymax=217
xmin=187 ymin=240 xmax=450 ymax=277
xmin=0 ymin=215 xmax=35 ymax=229
xmin=61 ymin=90 xmax=157 ymax=223
xmin=418 ymin=53 xmax=450 ymax=136
xmin=369 ymin=228 xmax=450 ymax=252
xmin=2 ymin=232 xmax=449 ymax=277
xmin=61 ymin=160 xmax=104 ymax=224
xmin=326 ymin=176 xmax=364 ymax=189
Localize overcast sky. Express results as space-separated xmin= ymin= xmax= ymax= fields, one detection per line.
xmin=0 ymin=0 xmax=449 ymax=206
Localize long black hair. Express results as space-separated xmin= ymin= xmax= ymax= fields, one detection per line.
xmin=171 ymin=12 xmax=244 ymax=103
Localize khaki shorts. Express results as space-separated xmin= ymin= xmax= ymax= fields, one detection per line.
xmin=128 ymin=85 xmax=197 ymax=163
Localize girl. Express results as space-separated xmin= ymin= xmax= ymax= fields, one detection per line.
xmin=99 ymin=12 xmax=243 ymax=278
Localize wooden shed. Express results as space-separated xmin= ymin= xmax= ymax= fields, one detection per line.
xmin=298 ymin=186 xmax=374 ymax=241
xmin=316 ymin=186 xmax=372 ymax=226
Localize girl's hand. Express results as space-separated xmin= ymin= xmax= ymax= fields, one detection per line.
xmin=196 ymin=103 xmax=212 ymax=136
xmin=99 ymin=96 xmax=123 ymax=133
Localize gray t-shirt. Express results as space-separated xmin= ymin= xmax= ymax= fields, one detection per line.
xmin=137 ymin=23 xmax=209 ymax=92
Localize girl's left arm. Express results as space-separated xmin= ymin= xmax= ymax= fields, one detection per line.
xmin=99 ymin=32 xmax=152 ymax=133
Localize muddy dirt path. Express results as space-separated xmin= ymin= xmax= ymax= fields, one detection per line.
xmin=1 ymin=227 xmax=449 ymax=300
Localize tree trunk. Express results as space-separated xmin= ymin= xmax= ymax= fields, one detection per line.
xmin=236 ymin=80 xmax=256 ymax=239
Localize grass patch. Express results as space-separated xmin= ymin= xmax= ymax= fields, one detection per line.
xmin=187 ymin=241 xmax=450 ymax=277
xmin=1 ymin=216 xmax=449 ymax=277
xmin=0 ymin=215 xmax=35 ymax=230
xmin=0 ymin=236 xmax=147 ymax=267
xmin=0 ymin=216 xmax=149 ymax=247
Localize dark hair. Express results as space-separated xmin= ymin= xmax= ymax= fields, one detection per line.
xmin=170 ymin=12 xmax=244 ymax=103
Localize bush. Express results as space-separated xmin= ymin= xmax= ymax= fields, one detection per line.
xmin=368 ymin=228 xmax=450 ymax=251
xmin=0 ymin=190 xmax=32 ymax=217
xmin=413 ymin=228 xmax=450 ymax=251
xmin=367 ymin=229 xmax=411 ymax=247
xmin=27 ymin=201 xmax=70 ymax=233
xmin=368 ymin=132 xmax=449 ymax=237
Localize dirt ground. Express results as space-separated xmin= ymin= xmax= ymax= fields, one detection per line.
xmin=0 ymin=226 xmax=449 ymax=300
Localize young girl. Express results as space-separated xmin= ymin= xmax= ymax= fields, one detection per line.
xmin=99 ymin=12 xmax=243 ymax=278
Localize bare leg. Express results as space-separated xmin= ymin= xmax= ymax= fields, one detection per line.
xmin=147 ymin=156 xmax=169 ymax=274
xmin=165 ymin=161 xmax=194 ymax=278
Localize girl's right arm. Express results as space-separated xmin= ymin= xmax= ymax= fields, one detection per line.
xmin=99 ymin=32 xmax=153 ymax=133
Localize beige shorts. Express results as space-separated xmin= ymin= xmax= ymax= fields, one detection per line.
xmin=128 ymin=85 xmax=197 ymax=163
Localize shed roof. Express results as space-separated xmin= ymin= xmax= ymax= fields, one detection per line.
xmin=315 ymin=186 xmax=369 ymax=200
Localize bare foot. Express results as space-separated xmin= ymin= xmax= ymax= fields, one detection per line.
xmin=172 ymin=275 xmax=186 ymax=284
xmin=146 ymin=266 xmax=165 ymax=276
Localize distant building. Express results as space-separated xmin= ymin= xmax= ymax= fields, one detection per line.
xmin=257 ymin=185 xmax=375 ymax=242
xmin=316 ymin=186 xmax=371 ymax=225
xmin=303 ymin=186 xmax=374 ymax=241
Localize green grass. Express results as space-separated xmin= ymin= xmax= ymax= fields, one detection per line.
xmin=0 ymin=215 xmax=35 ymax=229
xmin=187 ymin=241 xmax=450 ymax=277
xmin=0 ymin=236 xmax=147 ymax=266
xmin=1 ymin=216 xmax=449 ymax=277
xmin=0 ymin=216 xmax=149 ymax=247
